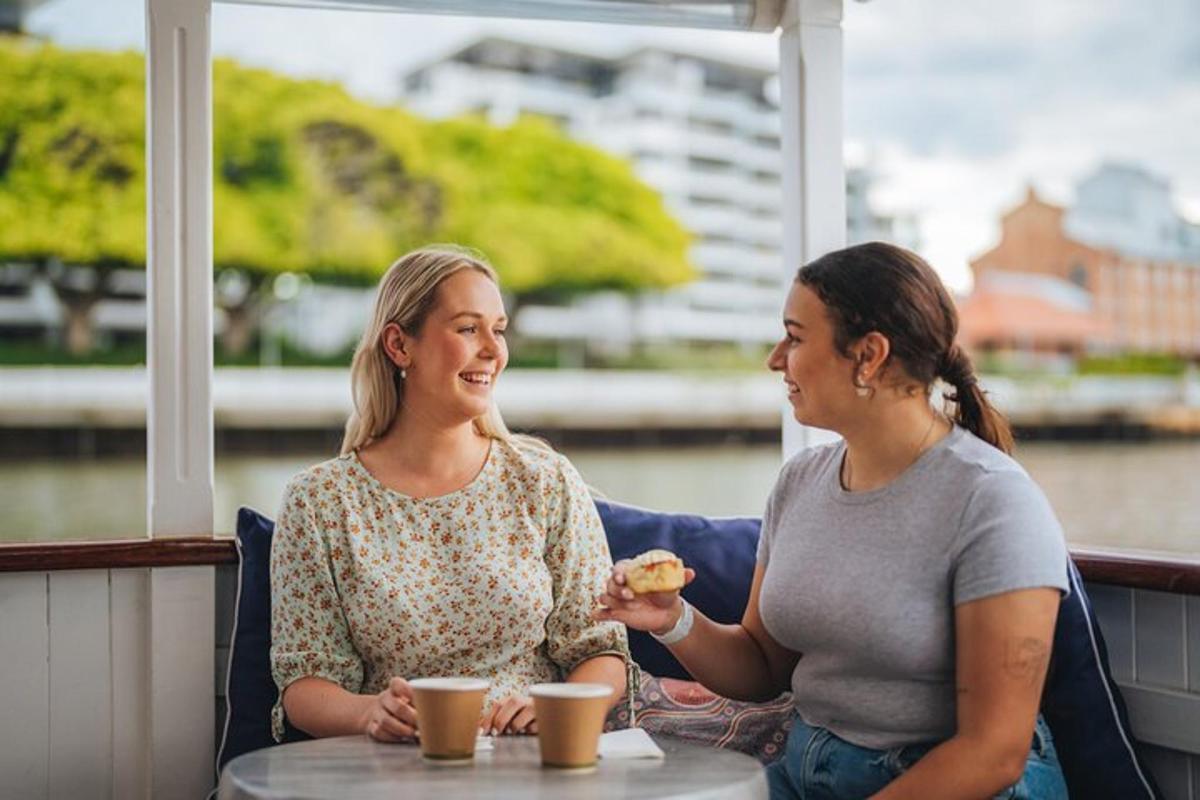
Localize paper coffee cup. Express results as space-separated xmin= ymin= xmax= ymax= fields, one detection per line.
xmin=409 ymin=677 xmax=490 ymax=763
xmin=529 ymin=683 xmax=614 ymax=769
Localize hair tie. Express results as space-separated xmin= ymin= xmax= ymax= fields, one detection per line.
xmin=939 ymin=346 xmax=976 ymax=389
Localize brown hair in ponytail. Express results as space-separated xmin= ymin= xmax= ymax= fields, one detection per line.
xmin=795 ymin=242 xmax=1014 ymax=454
xmin=936 ymin=343 xmax=1014 ymax=454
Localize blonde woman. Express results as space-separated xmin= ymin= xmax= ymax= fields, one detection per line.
xmin=269 ymin=246 xmax=628 ymax=744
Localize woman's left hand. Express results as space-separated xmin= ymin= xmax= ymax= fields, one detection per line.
xmin=480 ymin=695 xmax=537 ymax=735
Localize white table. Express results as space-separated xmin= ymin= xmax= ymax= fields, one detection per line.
xmin=218 ymin=733 xmax=769 ymax=799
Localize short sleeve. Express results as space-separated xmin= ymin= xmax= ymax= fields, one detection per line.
xmin=757 ymin=453 xmax=800 ymax=566
xmin=269 ymin=478 xmax=364 ymax=741
xmin=952 ymin=469 xmax=1071 ymax=606
xmin=542 ymin=455 xmax=630 ymax=673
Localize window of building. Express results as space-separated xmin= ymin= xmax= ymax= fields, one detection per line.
xmin=404 ymin=70 xmax=428 ymax=93
xmin=688 ymin=116 xmax=735 ymax=135
xmin=1069 ymin=262 xmax=1089 ymax=289
xmin=688 ymin=155 xmax=730 ymax=171
xmin=687 ymin=194 xmax=735 ymax=208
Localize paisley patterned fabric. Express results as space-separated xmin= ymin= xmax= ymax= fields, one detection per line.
xmin=606 ymin=673 xmax=794 ymax=764
xmin=269 ymin=437 xmax=628 ymax=741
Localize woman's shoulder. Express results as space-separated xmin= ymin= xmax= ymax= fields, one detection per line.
xmin=282 ymin=453 xmax=359 ymax=499
xmin=779 ymin=438 xmax=843 ymax=482
xmin=496 ymin=435 xmax=571 ymax=477
xmin=937 ymin=427 xmax=1031 ymax=486
xmin=933 ymin=429 xmax=1058 ymax=525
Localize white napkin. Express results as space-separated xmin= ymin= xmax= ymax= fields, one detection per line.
xmin=597 ymin=728 xmax=665 ymax=760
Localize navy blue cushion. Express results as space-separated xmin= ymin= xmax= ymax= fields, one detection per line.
xmin=594 ymin=499 xmax=761 ymax=680
xmin=217 ymin=508 xmax=277 ymax=770
xmin=1041 ymin=560 xmax=1161 ymax=799
xmin=218 ymin=508 xmax=311 ymax=772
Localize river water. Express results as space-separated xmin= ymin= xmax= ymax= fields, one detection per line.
xmin=3 ymin=440 xmax=1198 ymax=556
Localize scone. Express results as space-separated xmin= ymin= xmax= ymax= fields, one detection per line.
xmin=625 ymin=549 xmax=686 ymax=594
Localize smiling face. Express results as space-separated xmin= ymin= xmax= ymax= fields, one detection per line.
xmin=766 ymin=282 xmax=859 ymax=431
xmin=393 ymin=268 xmax=508 ymax=426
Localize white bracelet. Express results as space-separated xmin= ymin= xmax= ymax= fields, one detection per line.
xmin=650 ymin=598 xmax=694 ymax=645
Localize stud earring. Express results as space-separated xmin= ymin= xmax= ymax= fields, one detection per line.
xmin=400 ymin=368 xmax=407 ymax=380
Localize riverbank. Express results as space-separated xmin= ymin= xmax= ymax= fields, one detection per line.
xmin=5 ymin=440 xmax=1199 ymax=555
xmin=2 ymin=367 xmax=1199 ymax=457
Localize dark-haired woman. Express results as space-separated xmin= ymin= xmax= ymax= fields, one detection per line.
xmin=596 ymin=242 xmax=1070 ymax=800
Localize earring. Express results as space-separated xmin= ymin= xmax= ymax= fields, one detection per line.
xmin=854 ymin=375 xmax=870 ymax=398
xmin=400 ymin=368 xmax=407 ymax=380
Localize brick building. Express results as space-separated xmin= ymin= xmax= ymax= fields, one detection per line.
xmin=968 ymin=164 xmax=1200 ymax=358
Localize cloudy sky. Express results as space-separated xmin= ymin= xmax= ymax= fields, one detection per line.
xmin=28 ymin=0 xmax=1200 ymax=291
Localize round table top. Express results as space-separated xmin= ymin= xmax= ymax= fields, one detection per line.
xmin=218 ymin=733 xmax=768 ymax=800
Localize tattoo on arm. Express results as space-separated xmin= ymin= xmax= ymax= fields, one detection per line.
xmin=1004 ymin=637 xmax=1050 ymax=686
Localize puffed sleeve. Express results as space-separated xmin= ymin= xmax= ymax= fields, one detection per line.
xmin=542 ymin=455 xmax=630 ymax=673
xmin=269 ymin=476 xmax=365 ymax=741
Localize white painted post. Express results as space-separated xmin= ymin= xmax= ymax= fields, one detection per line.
xmin=146 ymin=0 xmax=214 ymax=538
xmin=146 ymin=0 xmax=216 ymax=797
xmin=777 ymin=0 xmax=846 ymax=458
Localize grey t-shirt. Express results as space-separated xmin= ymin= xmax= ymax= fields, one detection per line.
xmin=757 ymin=425 xmax=1069 ymax=750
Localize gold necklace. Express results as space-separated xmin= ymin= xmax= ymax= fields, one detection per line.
xmin=842 ymin=412 xmax=942 ymax=491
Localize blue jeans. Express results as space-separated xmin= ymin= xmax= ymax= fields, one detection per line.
xmin=766 ymin=715 xmax=1068 ymax=800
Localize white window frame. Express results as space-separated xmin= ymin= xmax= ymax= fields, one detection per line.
xmin=142 ymin=0 xmax=845 ymax=528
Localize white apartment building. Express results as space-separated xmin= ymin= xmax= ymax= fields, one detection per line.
xmin=399 ymin=36 xmax=902 ymax=349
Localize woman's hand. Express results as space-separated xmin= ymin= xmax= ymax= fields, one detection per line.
xmin=480 ymin=695 xmax=537 ymax=735
xmin=361 ymin=677 xmax=418 ymax=742
xmin=592 ymin=559 xmax=696 ymax=634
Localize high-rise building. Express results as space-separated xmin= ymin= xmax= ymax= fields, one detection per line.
xmin=968 ymin=164 xmax=1200 ymax=357
xmin=399 ymin=36 xmax=905 ymax=349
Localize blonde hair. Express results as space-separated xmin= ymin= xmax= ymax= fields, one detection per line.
xmin=340 ymin=245 xmax=517 ymax=455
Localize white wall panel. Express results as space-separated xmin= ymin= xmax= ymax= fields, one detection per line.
xmin=150 ymin=566 xmax=215 ymax=799
xmin=48 ymin=571 xmax=112 ymax=800
xmin=110 ymin=569 xmax=150 ymax=800
xmin=1089 ymin=584 xmax=1134 ymax=681
xmin=1135 ymin=590 xmax=1188 ymax=689
xmin=0 ymin=573 xmax=50 ymax=800
xmin=1188 ymin=596 xmax=1199 ymax=693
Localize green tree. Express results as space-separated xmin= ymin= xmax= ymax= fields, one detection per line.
xmin=0 ymin=37 xmax=693 ymax=355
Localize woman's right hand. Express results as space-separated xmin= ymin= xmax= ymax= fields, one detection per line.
xmin=362 ymin=677 xmax=418 ymax=742
xmin=593 ymin=559 xmax=695 ymax=634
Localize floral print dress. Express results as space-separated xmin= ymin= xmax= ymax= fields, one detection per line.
xmin=269 ymin=437 xmax=629 ymax=740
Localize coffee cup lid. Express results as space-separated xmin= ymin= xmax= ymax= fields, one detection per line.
xmin=410 ymin=677 xmax=491 ymax=692
xmin=529 ymin=683 xmax=613 ymax=699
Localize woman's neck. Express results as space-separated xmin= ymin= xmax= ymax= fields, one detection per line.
xmin=839 ymin=396 xmax=949 ymax=492
xmin=360 ymin=407 xmax=490 ymax=494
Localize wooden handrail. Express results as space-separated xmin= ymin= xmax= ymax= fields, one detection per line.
xmin=1 ymin=538 xmax=1199 ymax=595
xmin=1071 ymin=548 xmax=1200 ymax=596
xmin=0 ymin=537 xmax=237 ymax=573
